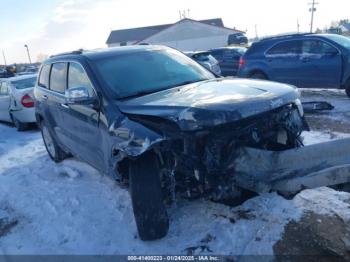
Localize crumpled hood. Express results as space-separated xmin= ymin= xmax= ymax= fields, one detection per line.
xmin=118 ymin=78 xmax=300 ymax=131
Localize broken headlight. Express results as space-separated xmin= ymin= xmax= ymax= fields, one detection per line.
xmin=294 ymin=99 xmax=304 ymax=117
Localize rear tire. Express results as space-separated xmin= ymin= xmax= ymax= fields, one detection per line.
xmin=345 ymin=80 xmax=350 ymax=98
xmin=40 ymin=120 xmax=68 ymax=163
xmin=250 ymin=72 xmax=267 ymax=80
xmin=129 ymin=152 xmax=169 ymax=241
xmin=10 ymin=113 xmax=28 ymax=131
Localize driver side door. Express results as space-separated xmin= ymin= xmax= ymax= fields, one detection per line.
xmin=299 ymin=39 xmax=342 ymax=88
xmin=59 ymin=62 xmax=105 ymax=172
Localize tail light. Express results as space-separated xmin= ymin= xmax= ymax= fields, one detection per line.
xmin=21 ymin=94 xmax=35 ymax=108
xmin=239 ymin=57 xmax=246 ymax=68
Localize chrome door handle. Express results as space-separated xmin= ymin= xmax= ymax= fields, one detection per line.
xmin=42 ymin=95 xmax=48 ymax=100
xmin=60 ymin=103 xmax=69 ymax=109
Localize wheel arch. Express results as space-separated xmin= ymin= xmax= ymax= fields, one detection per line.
xmin=35 ymin=113 xmax=44 ymax=125
xmin=248 ymin=69 xmax=269 ymax=80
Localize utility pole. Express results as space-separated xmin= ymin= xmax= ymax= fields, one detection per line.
xmin=308 ymin=0 xmax=319 ymax=33
xmin=297 ymin=19 xmax=300 ymax=33
xmin=24 ymin=44 xmax=32 ymax=64
xmin=254 ymin=24 xmax=258 ymax=39
xmin=2 ymin=50 xmax=7 ymax=66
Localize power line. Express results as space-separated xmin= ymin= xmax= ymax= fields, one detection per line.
xmin=308 ymin=0 xmax=319 ymax=33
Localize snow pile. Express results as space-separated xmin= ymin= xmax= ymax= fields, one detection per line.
xmin=0 ymin=122 xmax=349 ymax=255
xmin=302 ymin=130 xmax=350 ymax=145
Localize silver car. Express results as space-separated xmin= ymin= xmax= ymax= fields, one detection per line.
xmin=0 ymin=74 xmax=37 ymax=131
xmin=184 ymin=51 xmax=222 ymax=76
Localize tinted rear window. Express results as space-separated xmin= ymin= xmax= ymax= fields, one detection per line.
xmin=266 ymin=40 xmax=302 ymax=55
xmin=38 ymin=64 xmax=51 ymax=88
xmin=193 ymin=53 xmax=217 ymax=64
xmin=11 ymin=77 xmax=37 ymax=89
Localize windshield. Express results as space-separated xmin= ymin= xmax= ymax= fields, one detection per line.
xmin=93 ymin=48 xmax=215 ymax=99
xmin=324 ymin=34 xmax=350 ymax=49
xmin=11 ymin=76 xmax=37 ymax=89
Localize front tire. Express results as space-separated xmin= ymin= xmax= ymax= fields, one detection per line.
xmin=40 ymin=120 xmax=68 ymax=163
xmin=129 ymin=152 xmax=169 ymax=241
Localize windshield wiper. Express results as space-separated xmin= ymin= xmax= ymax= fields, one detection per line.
xmin=161 ymin=79 xmax=207 ymax=90
xmin=119 ymin=89 xmax=163 ymax=100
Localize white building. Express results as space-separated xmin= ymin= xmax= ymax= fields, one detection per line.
xmin=106 ymin=18 xmax=244 ymax=51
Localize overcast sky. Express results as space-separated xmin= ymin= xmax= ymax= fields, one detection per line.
xmin=1 ymin=0 xmax=349 ymax=64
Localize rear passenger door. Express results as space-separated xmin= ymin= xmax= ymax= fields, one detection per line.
xmin=0 ymin=82 xmax=11 ymax=122
xmin=265 ymin=40 xmax=303 ymax=86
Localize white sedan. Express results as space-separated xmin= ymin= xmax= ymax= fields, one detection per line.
xmin=0 ymin=74 xmax=37 ymax=131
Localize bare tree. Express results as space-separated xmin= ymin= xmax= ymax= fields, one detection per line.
xmin=36 ymin=54 xmax=49 ymax=63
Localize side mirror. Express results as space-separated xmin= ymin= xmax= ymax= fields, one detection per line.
xmin=65 ymin=86 xmax=95 ymax=104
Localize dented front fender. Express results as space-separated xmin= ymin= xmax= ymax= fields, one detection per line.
xmin=108 ymin=117 xmax=165 ymax=157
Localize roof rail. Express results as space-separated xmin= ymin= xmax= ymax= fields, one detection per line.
xmin=49 ymin=49 xmax=84 ymax=58
xmin=259 ymin=33 xmax=314 ymax=42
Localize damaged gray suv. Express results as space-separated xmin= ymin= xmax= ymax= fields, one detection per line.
xmin=34 ymin=46 xmax=308 ymax=240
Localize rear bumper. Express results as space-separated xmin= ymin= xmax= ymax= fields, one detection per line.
xmin=11 ymin=108 xmax=36 ymax=123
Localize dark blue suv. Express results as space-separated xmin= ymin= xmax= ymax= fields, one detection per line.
xmin=34 ymin=45 xmax=307 ymax=241
xmin=237 ymin=33 xmax=350 ymax=97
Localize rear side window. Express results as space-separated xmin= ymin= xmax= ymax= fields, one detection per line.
xmin=0 ymin=82 xmax=8 ymax=95
xmin=50 ymin=63 xmax=67 ymax=93
xmin=266 ymin=40 xmax=301 ymax=56
xmin=210 ymin=50 xmax=224 ymax=60
xmin=193 ymin=53 xmax=210 ymax=62
xmin=68 ymin=62 xmax=95 ymax=97
xmin=222 ymin=50 xmax=241 ymax=61
xmin=38 ymin=64 xmax=51 ymax=88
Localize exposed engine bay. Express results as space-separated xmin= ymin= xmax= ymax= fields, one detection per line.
xmin=119 ymin=104 xmax=309 ymax=204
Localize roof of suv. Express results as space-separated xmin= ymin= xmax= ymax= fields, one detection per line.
xmin=256 ymin=33 xmax=341 ymax=44
xmin=259 ymin=33 xmax=313 ymax=41
xmin=47 ymin=45 xmax=169 ymax=63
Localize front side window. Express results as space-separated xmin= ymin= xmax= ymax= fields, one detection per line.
xmin=11 ymin=77 xmax=37 ymax=90
xmin=50 ymin=63 xmax=67 ymax=93
xmin=38 ymin=64 xmax=51 ymax=88
xmin=266 ymin=40 xmax=302 ymax=56
xmin=92 ymin=48 xmax=215 ymax=99
xmin=68 ymin=62 xmax=95 ymax=97
xmin=324 ymin=34 xmax=350 ymax=49
xmin=302 ymin=40 xmax=338 ymax=55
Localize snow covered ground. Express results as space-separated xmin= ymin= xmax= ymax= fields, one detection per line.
xmin=0 ymin=89 xmax=350 ymax=255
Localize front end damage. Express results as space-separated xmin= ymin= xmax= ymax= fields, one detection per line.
xmin=111 ymin=99 xmax=342 ymax=203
